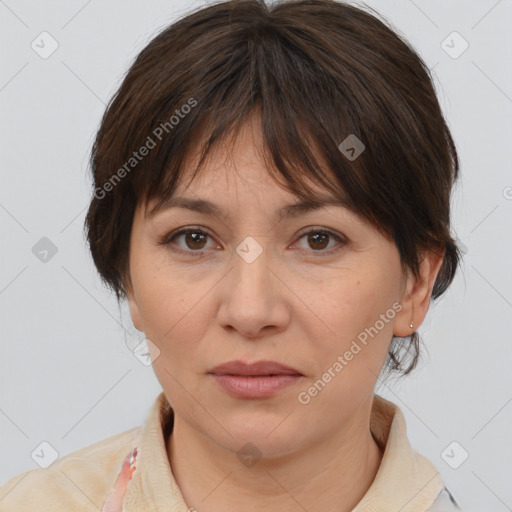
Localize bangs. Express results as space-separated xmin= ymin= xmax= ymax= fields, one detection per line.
xmin=124 ymin=20 xmax=380 ymax=231
xmin=86 ymin=0 xmax=461 ymax=325
xmin=143 ymin=107 xmax=356 ymax=221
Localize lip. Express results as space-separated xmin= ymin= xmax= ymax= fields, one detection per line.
xmin=208 ymin=360 xmax=304 ymax=399
xmin=209 ymin=360 xmax=303 ymax=376
xmin=211 ymin=375 xmax=302 ymax=398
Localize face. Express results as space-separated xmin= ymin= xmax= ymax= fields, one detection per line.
xmin=126 ymin=114 xmax=437 ymax=458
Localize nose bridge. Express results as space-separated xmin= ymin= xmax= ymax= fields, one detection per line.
xmin=231 ymin=235 xmax=272 ymax=302
xmin=217 ymin=236 xmax=288 ymax=336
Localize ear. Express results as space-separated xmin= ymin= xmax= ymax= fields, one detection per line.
xmin=125 ymin=278 xmax=144 ymax=333
xmin=394 ymin=247 xmax=445 ymax=337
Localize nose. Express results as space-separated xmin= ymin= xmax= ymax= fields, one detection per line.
xmin=216 ymin=241 xmax=291 ymax=339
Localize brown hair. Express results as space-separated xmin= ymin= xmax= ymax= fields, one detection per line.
xmin=84 ymin=0 xmax=462 ymax=377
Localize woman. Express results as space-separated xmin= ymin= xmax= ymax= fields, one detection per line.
xmin=0 ymin=0 xmax=464 ymax=510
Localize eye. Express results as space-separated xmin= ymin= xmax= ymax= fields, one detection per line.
xmin=158 ymin=227 xmax=219 ymax=256
xmin=158 ymin=226 xmax=347 ymax=257
xmin=293 ymin=228 xmax=346 ymax=255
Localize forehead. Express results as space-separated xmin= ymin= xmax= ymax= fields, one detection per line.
xmin=145 ymin=193 xmax=354 ymax=223
xmin=173 ymin=109 xmax=338 ymax=191
xmin=147 ymin=118 xmax=352 ymax=214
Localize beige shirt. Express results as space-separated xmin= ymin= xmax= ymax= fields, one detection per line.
xmin=0 ymin=392 xmax=460 ymax=511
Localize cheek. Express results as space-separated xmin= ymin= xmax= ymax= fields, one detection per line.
xmin=132 ymin=246 xmax=191 ymax=328
xmin=310 ymin=274 xmax=384 ymax=338
xmin=131 ymin=267 xmax=197 ymax=354
xmin=307 ymin=263 xmax=400 ymax=370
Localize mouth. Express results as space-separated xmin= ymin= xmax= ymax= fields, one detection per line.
xmin=208 ymin=359 xmax=303 ymax=377
xmin=208 ymin=360 xmax=304 ymax=398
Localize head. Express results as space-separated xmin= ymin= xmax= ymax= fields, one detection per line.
xmin=85 ymin=0 xmax=461 ymax=456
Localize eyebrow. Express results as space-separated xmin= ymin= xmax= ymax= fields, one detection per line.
xmin=146 ymin=195 xmax=352 ymax=221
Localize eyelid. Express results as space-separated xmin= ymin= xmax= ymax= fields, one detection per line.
xmin=158 ymin=226 xmax=218 ymax=255
xmin=291 ymin=227 xmax=347 ymax=254
xmin=295 ymin=226 xmax=345 ymax=240
xmin=159 ymin=225 xmax=347 ymax=256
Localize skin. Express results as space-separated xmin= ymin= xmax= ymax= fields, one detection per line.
xmin=126 ymin=113 xmax=444 ymax=512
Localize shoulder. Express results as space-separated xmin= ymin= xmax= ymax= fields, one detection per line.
xmin=0 ymin=426 xmax=142 ymax=512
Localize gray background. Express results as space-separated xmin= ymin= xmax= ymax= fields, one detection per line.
xmin=1 ymin=0 xmax=511 ymax=510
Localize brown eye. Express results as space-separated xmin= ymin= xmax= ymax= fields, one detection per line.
xmin=307 ymin=232 xmax=330 ymax=250
xmin=295 ymin=228 xmax=346 ymax=255
xmin=182 ymin=232 xmax=208 ymax=250
xmin=160 ymin=227 xmax=218 ymax=255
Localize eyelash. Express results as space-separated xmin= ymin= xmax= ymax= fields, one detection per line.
xmin=158 ymin=226 xmax=347 ymax=257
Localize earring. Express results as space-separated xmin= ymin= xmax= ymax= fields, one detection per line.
xmin=409 ymin=321 xmax=414 ymax=329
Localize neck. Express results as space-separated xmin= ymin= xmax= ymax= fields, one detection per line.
xmin=166 ymin=398 xmax=383 ymax=512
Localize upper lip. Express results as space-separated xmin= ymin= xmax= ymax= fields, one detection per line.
xmin=209 ymin=360 xmax=303 ymax=376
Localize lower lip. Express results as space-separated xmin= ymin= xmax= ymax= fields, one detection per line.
xmin=211 ymin=374 xmax=303 ymax=398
